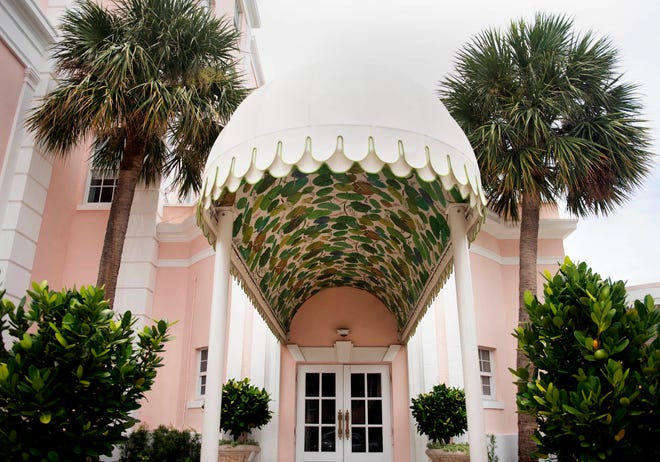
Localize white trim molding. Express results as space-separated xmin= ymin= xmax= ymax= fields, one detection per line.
xmin=626 ymin=282 xmax=660 ymax=306
xmin=187 ymin=399 xmax=204 ymax=409
xmin=286 ymin=342 xmax=402 ymax=363
xmin=0 ymin=0 xmax=55 ymax=301
xmin=76 ymin=203 xmax=112 ymax=211
xmin=157 ymin=215 xmax=202 ymax=243
xmin=470 ymin=244 xmax=565 ymax=267
xmin=483 ymin=400 xmax=505 ymax=410
xmin=249 ymin=35 xmax=265 ymax=86
xmin=157 ymin=247 xmax=214 ymax=268
xmin=482 ymin=209 xmax=577 ymax=240
xmin=0 ymin=0 xmax=55 ymax=72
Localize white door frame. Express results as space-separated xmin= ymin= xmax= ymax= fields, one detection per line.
xmin=295 ymin=364 xmax=393 ymax=462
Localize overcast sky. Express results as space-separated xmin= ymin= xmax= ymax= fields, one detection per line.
xmin=253 ymin=0 xmax=660 ymax=287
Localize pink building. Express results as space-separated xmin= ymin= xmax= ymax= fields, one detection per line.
xmin=1 ymin=2 xmax=579 ymax=461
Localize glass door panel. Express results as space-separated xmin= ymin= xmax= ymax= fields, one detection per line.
xmin=297 ymin=366 xmax=343 ymax=462
xmin=297 ymin=365 xmax=391 ymax=462
xmin=347 ymin=372 xmax=384 ymax=455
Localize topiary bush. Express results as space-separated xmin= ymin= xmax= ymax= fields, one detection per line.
xmin=512 ymin=258 xmax=660 ymax=461
xmin=119 ymin=425 xmax=200 ymax=462
xmin=0 ymin=283 xmax=171 ymax=461
xmin=410 ymin=383 xmax=468 ymax=446
xmin=220 ymin=378 xmax=272 ymax=442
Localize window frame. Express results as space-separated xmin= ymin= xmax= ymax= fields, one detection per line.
xmin=197 ymin=348 xmax=208 ymax=398
xmin=203 ymin=0 xmax=215 ymax=12
xmin=84 ymin=168 xmax=118 ymax=205
xmin=233 ymin=0 xmax=243 ymax=30
xmin=478 ymin=347 xmax=495 ymax=400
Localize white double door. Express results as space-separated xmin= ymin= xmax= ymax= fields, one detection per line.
xmin=296 ymin=365 xmax=393 ymax=462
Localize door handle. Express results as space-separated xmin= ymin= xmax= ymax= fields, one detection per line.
xmin=344 ymin=410 xmax=350 ymax=440
xmin=337 ymin=410 xmax=343 ymax=440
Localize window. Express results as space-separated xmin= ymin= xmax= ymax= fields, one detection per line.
xmin=478 ymin=348 xmax=495 ymax=399
xmin=198 ymin=348 xmax=208 ymax=396
xmin=233 ymin=0 xmax=243 ymax=30
xmin=203 ymin=0 xmax=215 ymax=12
xmin=86 ymin=170 xmax=117 ymax=203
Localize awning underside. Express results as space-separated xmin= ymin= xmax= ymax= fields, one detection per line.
xmin=220 ymin=165 xmax=462 ymax=338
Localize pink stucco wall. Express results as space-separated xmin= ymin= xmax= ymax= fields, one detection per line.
xmin=289 ymin=286 xmax=398 ymax=346
xmin=0 ymin=40 xmax=24 ymax=177
xmin=465 ymin=228 xmax=567 ymax=435
xmin=145 ymin=254 xmax=218 ymax=431
xmin=31 ymin=145 xmax=101 ymax=289
xmin=158 ymin=241 xmax=191 ymax=260
xmin=470 ymin=249 xmax=518 ymax=434
xmin=140 ymin=264 xmax=192 ymax=428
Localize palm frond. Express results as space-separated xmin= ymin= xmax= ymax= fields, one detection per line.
xmin=28 ymin=0 xmax=249 ymax=186
xmin=440 ymin=11 xmax=652 ymax=221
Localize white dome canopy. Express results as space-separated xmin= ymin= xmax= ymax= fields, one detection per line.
xmin=199 ymin=61 xmax=486 ymax=224
xmin=195 ymin=60 xmax=488 ymax=344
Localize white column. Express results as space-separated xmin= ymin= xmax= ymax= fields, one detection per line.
xmin=0 ymin=68 xmax=51 ymax=302
xmin=114 ymin=181 xmax=161 ymax=329
xmin=200 ymin=208 xmax=234 ymax=462
xmin=0 ymin=1 xmax=55 ymax=303
xmin=407 ymin=325 xmax=428 ymax=461
xmin=447 ymin=205 xmax=487 ymax=462
xmin=249 ymin=311 xmax=281 ymax=459
xmin=442 ymin=275 xmax=464 ymax=389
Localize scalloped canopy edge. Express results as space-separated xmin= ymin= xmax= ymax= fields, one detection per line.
xmin=198 ymin=131 xmax=487 ymax=244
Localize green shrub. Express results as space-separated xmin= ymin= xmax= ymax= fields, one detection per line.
xmin=0 ymin=283 xmax=171 ymax=461
xmin=221 ymin=378 xmax=272 ymax=442
xmin=410 ymin=383 xmax=468 ymax=445
xmin=119 ymin=425 xmax=200 ymax=462
xmin=119 ymin=426 xmax=150 ymax=462
xmin=512 ymin=258 xmax=660 ymax=461
xmin=487 ymin=434 xmax=499 ymax=462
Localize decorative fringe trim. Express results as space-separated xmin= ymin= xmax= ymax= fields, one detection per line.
xmin=399 ymin=244 xmax=454 ymax=342
xmin=229 ymin=250 xmax=288 ymax=342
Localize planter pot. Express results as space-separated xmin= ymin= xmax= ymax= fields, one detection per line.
xmin=426 ymin=448 xmax=469 ymax=462
xmin=218 ymin=444 xmax=260 ymax=462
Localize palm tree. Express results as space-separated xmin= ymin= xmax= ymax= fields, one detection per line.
xmin=439 ymin=13 xmax=651 ymax=461
xmin=28 ymin=0 xmax=248 ymax=305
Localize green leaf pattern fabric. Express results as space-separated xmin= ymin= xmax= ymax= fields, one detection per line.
xmin=230 ymin=165 xmax=453 ymax=332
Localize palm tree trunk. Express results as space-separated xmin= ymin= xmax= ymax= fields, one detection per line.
xmin=96 ymin=130 xmax=145 ymax=307
xmin=517 ymin=187 xmax=540 ymax=462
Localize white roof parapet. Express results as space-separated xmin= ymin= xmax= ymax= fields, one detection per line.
xmin=0 ymin=0 xmax=56 ymax=72
xmin=482 ymin=209 xmax=578 ymax=240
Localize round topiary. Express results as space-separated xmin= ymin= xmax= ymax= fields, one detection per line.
xmin=221 ymin=378 xmax=272 ymax=442
xmin=411 ymin=383 xmax=468 ymax=445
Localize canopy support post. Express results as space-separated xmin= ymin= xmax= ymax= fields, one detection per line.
xmin=200 ymin=208 xmax=234 ymax=462
xmin=447 ymin=205 xmax=487 ymax=462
